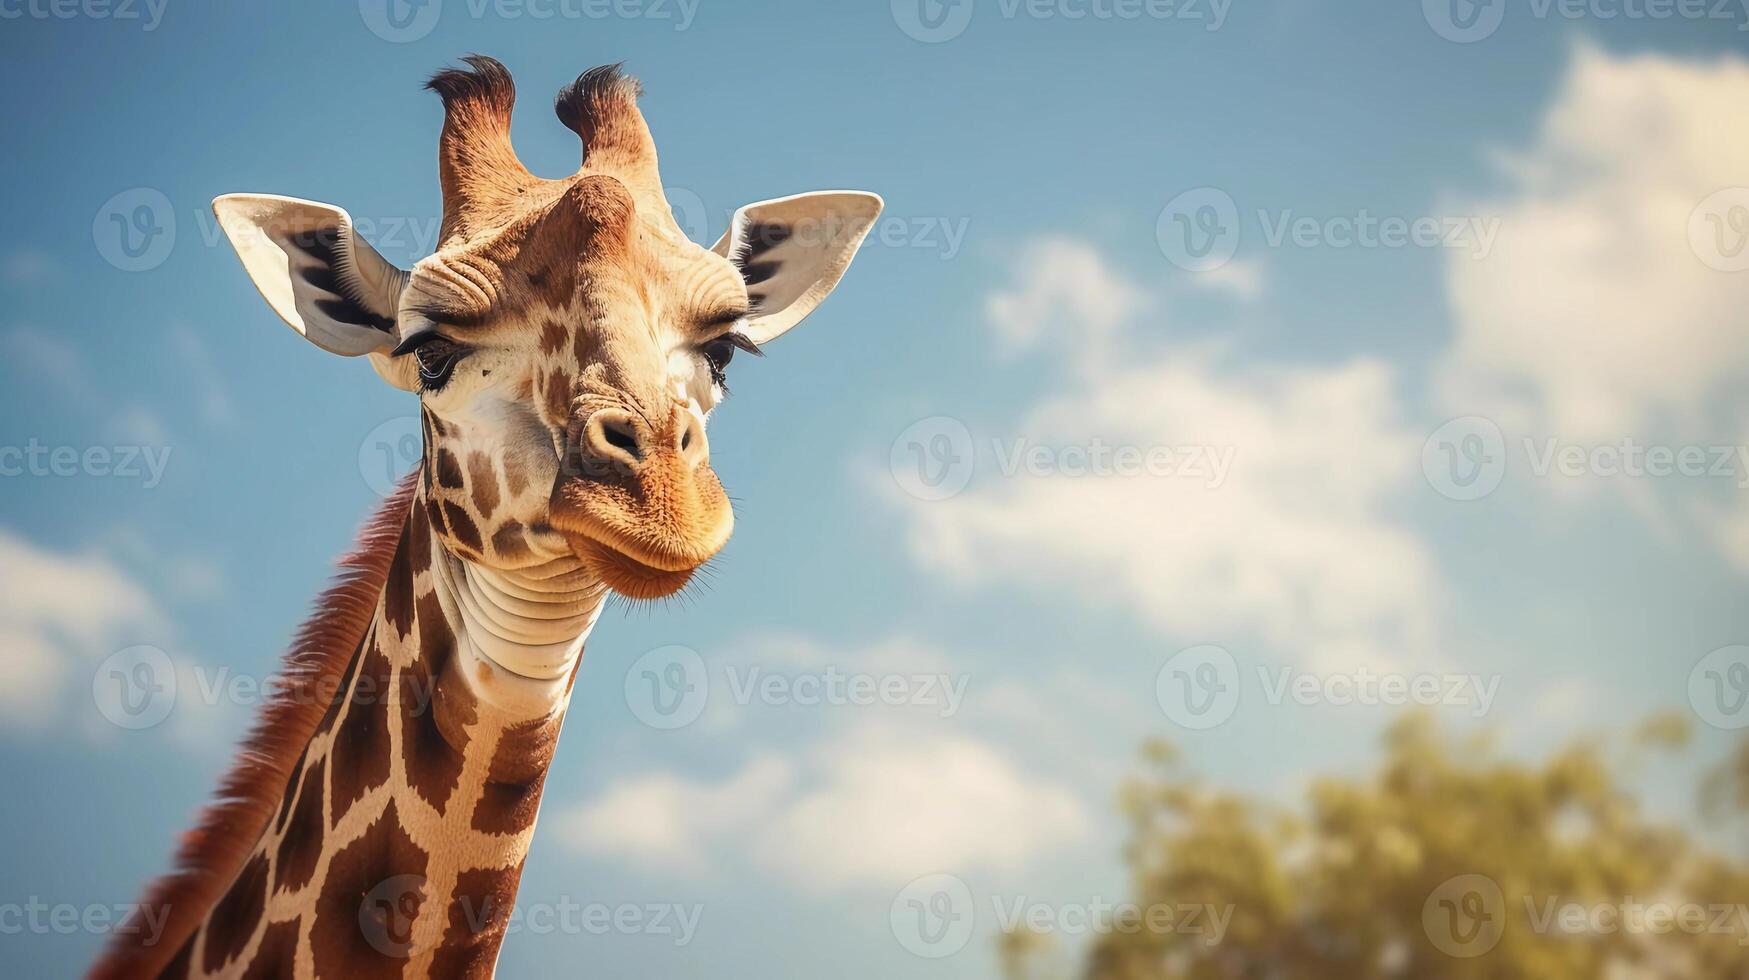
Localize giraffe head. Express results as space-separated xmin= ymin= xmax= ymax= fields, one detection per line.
xmin=212 ymin=57 xmax=880 ymax=599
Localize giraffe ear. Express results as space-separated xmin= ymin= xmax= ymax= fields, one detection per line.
xmin=710 ymin=191 xmax=882 ymax=345
xmin=212 ymin=194 xmax=409 ymax=358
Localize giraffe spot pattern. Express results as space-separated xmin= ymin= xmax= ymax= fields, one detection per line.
xmin=201 ymin=852 xmax=269 ymax=974
xmin=489 ymin=521 xmax=531 ymax=564
xmin=428 ymin=865 xmax=524 ymax=980
xmin=435 ymin=449 xmax=465 ymax=491
xmin=542 ymin=366 xmax=570 ymax=431
xmin=238 ymin=918 xmax=299 ymax=980
xmin=274 ymin=754 xmax=327 ymax=895
xmin=383 ymin=521 xmax=417 ymax=639
xmin=309 ymin=801 xmax=429 ymax=979
xmin=537 ymin=317 xmax=567 ymax=356
xmin=471 ymin=715 xmax=562 ymax=835
xmin=466 ymin=452 xmax=500 ymax=521
xmin=501 ymin=451 xmax=527 ymax=498
xmin=441 ymin=501 xmax=483 ymax=555
xmin=400 ymin=656 xmax=465 ymax=813
xmin=331 ymin=639 xmax=394 ymax=824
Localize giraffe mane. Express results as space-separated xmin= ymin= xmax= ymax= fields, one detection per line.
xmin=89 ymin=471 xmax=421 ymax=980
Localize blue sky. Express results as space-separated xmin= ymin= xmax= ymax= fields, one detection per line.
xmin=3 ymin=1 xmax=1749 ymax=977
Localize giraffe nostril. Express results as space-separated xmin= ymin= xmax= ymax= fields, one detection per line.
xmin=680 ymin=427 xmax=692 ymax=452
xmin=601 ymin=418 xmax=641 ymax=459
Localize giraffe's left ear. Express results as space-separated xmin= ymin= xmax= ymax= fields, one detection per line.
xmin=212 ymin=194 xmax=412 ymax=357
xmin=711 ymin=191 xmax=882 ymax=345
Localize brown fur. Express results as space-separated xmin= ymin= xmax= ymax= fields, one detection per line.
xmin=89 ymin=472 xmax=421 ymax=980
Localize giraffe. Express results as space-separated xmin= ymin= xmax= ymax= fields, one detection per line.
xmin=90 ymin=56 xmax=880 ymax=980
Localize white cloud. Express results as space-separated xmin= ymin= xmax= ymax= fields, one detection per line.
xmin=1184 ymin=256 xmax=1265 ymax=300
xmin=560 ymin=725 xmax=1089 ymax=891
xmin=560 ymin=755 xmax=796 ymax=875
xmin=0 ymin=529 xmax=167 ymax=728
xmin=984 ymin=236 xmax=1147 ymax=359
xmin=752 ymin=725 xmax=1089 ymax=890
xmin=901 ymin=241 xmax=1441 ymax=671
xmin=1433 ymin=46 xmax=1749 ymax=567
xmin=1436 ymin=45 xmax=1749 ymax=442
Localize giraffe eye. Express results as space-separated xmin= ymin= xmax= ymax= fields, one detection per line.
xmin=699 ymin=331 xmax=762 ymax=389
xmin=700 ymin=337 xmax=736 ymax=387
xmin=406 ymin=335 xmax=471 ymax=392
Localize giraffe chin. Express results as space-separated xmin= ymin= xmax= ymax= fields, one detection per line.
xmin=571 ymin=537 xmax=699 ymax=600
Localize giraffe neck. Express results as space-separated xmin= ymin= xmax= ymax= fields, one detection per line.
xmin=166 ymin=488 xmax=605 ymax=979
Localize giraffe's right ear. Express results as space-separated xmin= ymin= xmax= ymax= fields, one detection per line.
xmin=212 ymin=194 xmax=410 ymax=360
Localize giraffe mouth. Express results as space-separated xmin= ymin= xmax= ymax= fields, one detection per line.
xmin=568 ymin=535 xmax=700 ymax=600
xmin=547 ymin=445 xmax=734 ymax=599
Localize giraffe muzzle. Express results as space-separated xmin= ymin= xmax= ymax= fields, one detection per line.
xmin=548 ymin=406 xmax=734 ymax=598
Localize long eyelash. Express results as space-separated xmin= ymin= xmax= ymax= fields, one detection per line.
xmin=726 ymin=331 xmax=764 ymax=357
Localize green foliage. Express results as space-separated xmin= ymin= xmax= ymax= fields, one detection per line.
xmin=1009 ymin=715 xmax=1749 ymax=980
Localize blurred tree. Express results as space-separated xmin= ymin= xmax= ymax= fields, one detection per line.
xmin=1006 ymin=714 xmax=1749 ymax=979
